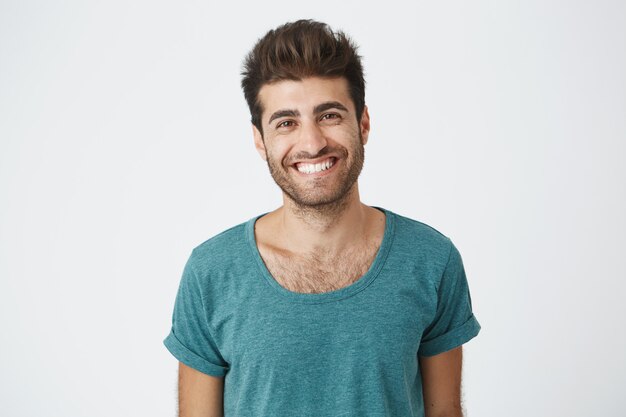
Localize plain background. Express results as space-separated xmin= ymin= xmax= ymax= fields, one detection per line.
xmin=1 ymin=1 xmax=625 ymax=416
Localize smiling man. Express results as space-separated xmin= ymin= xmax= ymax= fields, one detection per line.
xmin=164 ymin=20 xmax=481 ymax=417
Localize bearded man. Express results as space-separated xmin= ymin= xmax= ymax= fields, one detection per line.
xmin=164 ymin=19 xmax=481 ymax=417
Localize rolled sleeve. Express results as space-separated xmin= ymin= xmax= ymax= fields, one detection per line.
xmin=417 ymin=314 xmax=480 ymax=356
xmin=164 ymin=330 xmax=228 ymax=377
xmin=418 ymin=239 xmax=481 ymax=357
xmin=163 ymin=253 xmax=229 ymax=376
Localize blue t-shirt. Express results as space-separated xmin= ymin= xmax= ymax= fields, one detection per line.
xmin=164 ymin=207 xmax=480 ymax=416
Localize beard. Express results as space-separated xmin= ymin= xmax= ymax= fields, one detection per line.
xmin=264 ymin=134 xmax=365 ymax=213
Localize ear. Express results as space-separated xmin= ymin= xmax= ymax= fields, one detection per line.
xmin=359 ymin=105 xmax=371 ymax=145
xmin=252 ymin=124 xmax=267 ymax=161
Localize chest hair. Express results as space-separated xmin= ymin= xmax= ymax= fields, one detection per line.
xmin=258 ymin=242 xmax=380 ymax=294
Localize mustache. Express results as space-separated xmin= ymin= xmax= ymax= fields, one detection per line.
xmin=286 ymin=146 xmax=347 ymax=164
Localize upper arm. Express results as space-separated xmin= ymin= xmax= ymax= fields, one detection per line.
xmin=178 ymin=361 xmax=224 ymax=417
xmin=419 ymin=346 xmax=464 ymax=417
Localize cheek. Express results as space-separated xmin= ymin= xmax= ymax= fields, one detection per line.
xmin=265 ymin=143 xmax=291 ymax=166
xmin=332 ymin=123 xmax=360 ymax=143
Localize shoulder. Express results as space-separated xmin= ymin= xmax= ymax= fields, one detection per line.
xmin=383 ymin=209 xmax=465 ymax=293
xmin=186 ymin=217 xmax=255 ymax=276
xmin=386 ymin=209 xmax=454 ymax=261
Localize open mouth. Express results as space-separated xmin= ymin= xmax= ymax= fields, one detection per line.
xmin=294 ymin=157 xmax=337 ymax=175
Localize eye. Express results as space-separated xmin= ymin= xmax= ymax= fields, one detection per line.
xmin=276 ymin=120 xmax=295 ymax=129
xmin=320 ymin=113 xmax=340 ymax=121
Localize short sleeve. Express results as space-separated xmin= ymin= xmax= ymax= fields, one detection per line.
xmin=418 ymin=240 xmax=481 ymax=357
xmin=163 ymin=254 xmax=229 ymax=376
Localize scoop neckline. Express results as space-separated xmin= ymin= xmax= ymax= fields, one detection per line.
xmin=245 ymin=206 xmax=395 ymax=304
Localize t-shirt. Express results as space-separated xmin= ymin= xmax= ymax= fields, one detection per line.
xmin=163 ymin=207 xmax=481 ymax=417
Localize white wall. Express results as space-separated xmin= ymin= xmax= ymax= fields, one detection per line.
xmin=1 ymin=1 xmax=624 ymax=416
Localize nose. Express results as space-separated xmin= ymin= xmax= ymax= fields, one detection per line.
xmin=297 ymin=119 xmax=328 ymax=156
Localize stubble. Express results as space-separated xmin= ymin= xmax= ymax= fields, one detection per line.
xmin=264 ymin=134 xmax=365 ymax=220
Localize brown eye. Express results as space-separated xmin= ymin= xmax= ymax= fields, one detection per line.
xmin=277 ymin=120 xmax=295 ymax=128
xmin=320 ymin=113 xmax=341 ymax=123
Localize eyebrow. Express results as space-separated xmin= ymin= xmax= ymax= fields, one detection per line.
xmin=313 ymin=101 xmax=349 ymax=114
xmin=267 ymin=101 xmax=349 ymax=125
xmin=268 ymin=109 xmax=300 ymax=125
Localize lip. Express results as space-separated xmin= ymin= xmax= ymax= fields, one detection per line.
xmin=292 ymin=155 xmax=338 ymax=166
xmin=291 ymin=156 xmax=339 ymax=177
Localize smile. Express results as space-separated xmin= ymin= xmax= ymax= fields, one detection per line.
xmin=295 ymin=157 xmax=336 ymax=174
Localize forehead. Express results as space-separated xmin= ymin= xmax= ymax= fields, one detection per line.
xmin=258 ymin=77 xmax=353 ymax=120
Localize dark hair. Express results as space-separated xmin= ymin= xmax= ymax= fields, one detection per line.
xmin=241 ymin=19 xmax=365 ymax=134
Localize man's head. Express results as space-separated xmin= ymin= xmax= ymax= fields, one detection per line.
xmin=241 ymin=20 xmax=370 ymax=212
xmin=241 ymin=19 xmax=365 ymax=135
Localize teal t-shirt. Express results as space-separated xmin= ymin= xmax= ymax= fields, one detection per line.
xmin=164 ymin=207 xmax=480 ymax=416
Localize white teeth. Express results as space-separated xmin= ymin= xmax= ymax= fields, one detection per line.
xmin=297 ymin=158 xmax=334 ymax=174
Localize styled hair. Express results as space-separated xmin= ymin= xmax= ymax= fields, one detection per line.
xmin=241 ymin=19 xmax=365 ymax=134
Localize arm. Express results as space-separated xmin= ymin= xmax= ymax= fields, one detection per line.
xmin=419 ymin=346 xmax=464 ymax=417
xmin=178 ymin=362 xmax=224 ymax=417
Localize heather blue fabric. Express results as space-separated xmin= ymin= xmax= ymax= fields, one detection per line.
xmin=164 ymin=207 xmax=480 ymax=416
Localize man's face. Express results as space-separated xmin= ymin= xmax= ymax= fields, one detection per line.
xmin=253 ymin=76 xmax=370 ymax=209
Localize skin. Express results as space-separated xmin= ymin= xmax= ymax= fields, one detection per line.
xmin=178 ymin=362 xmax=224 ymax=417
xmin=420 ymin=346 xmax=465 ymax=417
xmin=252 ymin=76 xmax=377 ymax=249
xmin=178 ymin=76 xmax=464 ymax=417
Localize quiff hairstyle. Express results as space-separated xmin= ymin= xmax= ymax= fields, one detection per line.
xmin=241 ymin=19 xmax=365 ymax=134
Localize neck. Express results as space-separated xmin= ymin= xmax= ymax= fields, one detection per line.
xmin=276 ymin=183 xmax=372 ymax=256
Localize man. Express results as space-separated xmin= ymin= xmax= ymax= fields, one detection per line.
xmin=164 ymin=19 xmax=480 ymax=417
